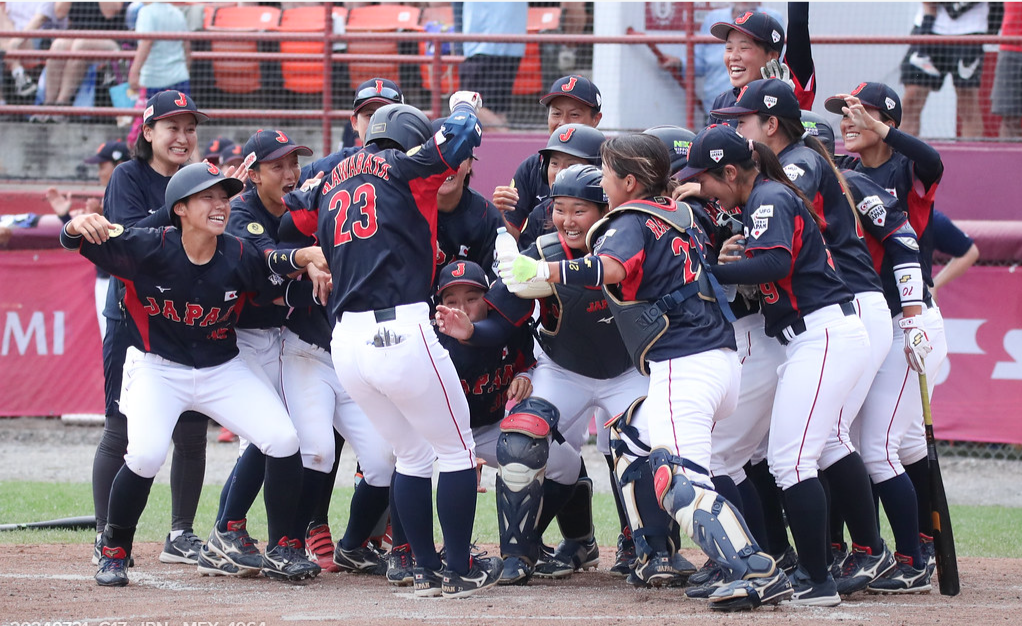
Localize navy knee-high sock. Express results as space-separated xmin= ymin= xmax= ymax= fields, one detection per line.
xmin=341 ymin=482 xmax=391 ymax=550
xmin=711 ymin=475 xmax=744 ymax=514
xmin=105 ymin=466 xmax=155 ymax=555
xmin=92 ymin=415 xmax=128 ymax=532
xmin=263 ymin=452 xmax=303 ymax=547
xmin=873 ymin=473 xmax=924 ymax=567
xmin=219 ymin=445 xmax=265 ymax=532
xmin=903 ymin=458 xmax=933 ymax=536
xmin=437 ymin=468 xmax=478 ymax=575
xmin=310 ymin=429 xmax=344 ymax=527
xmin=783 ymin=478 xmax=829 ymax=583
xmin=736 ymin=478 xmax=768 ymax=549
xmin=746 ymin=460 xmax=790 ymax=555
xmin=537 ymin=480 xmax=576 ymax=536
xmin=394 ymin=473 xmax=442 ymax=571
xmin=170 ymin=412 xmax=207 ymax=532
xmin=823 ymin=453 xmax=883 ymax=553
xmin=388 ymin=472 xmax=408 ymax=548
xmin=294 ymin=468 xmax=329 ymax=540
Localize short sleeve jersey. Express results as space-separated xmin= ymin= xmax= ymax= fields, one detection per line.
xmin=593 ymin=200 xmax=737 ymax=361
xmin=740 ymin=177 xmax=852 ymax=337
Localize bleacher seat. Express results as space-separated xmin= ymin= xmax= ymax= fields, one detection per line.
xmin=277 ymin=5 xmax=348 ymax=95
xmin=419 ymin=6 xmax=458 ymax=95
xmin=207 ymin=5 xmax=281 ymax=94
xmin=344 ymin=4 xmax=422 ymax=90
xmin=513 ymin=7 xmax=562 ymax=96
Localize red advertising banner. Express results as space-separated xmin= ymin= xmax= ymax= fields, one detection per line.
xmin=0 ymin=250 xmax=104 ymax=416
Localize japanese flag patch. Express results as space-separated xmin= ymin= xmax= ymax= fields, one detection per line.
xmin=856 ymin=195 xmax=886 ymax=227
xmin=225 ymin=290 xmax=238 ymax=301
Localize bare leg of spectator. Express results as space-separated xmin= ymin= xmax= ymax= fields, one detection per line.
xmin=955 ymin=86 xmax=984 ymax=138
xmin=53 ymin=39 xmax=119 ymax=104
xmin=42 ymin=38 xmax=74 ymax=104
xmin=900 ymin=84 xmax=930 ymax=137
xmin=1000 ymin=116 xmax=1022 ymax=139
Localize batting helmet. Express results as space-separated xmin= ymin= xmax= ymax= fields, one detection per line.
xmin=798 ymin=110 xmax=835 ymax=156
xmin=364 ymin=103 xmax=432 ymax=151
xmin=550 ymin=164 xmax=607 ymax=206
xmin=643 ymin=126 xmax=697 ymax=175
xmin=165 ymin=163 xmax=244 ymax=227
xmin=540 ymin=124 xmax=604 ymax=182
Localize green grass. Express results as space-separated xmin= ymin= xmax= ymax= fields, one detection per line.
xmin=2 ymin=481 xmax=1020 ymax=558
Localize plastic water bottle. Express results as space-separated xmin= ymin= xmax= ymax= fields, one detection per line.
xmin=494 ymin=227 xmax=522 ymax=293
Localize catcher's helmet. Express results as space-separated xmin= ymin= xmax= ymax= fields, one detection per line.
xmin=798 ymin=109 xmax=835 ymax=156
xmin=643 ymin=125 xmax=697 ymax=175
xmin=364 ymin=103 xmax=432 ymax=151
xmin=550 ymin=163 xmax=608 ymax=206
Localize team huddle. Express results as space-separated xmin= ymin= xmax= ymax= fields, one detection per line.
xmin=60 ymin=5 xmax=949 ymax=611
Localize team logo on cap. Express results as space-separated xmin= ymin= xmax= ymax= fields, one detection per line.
xmin=851 ymin=82 xmax=868 ymax=96
xmin=207 ymin=164 xmax=220 ymax=175
xmin=274 ymin=130 xmax=289 ymax=144
xmin=735 ymin=11 xmax=753 ymax=24
xmin=771 ymin=30 xmax=781 ymax=43
xmin=885 ymin=97 xmax=896 ymax=110
xmin=452 ymin=262 xmax=466 ymax=277
xmin=375 ymin=79 xmax=384 ymax=93
xmin=174 ymin=92 xmax=188 ymax=107
xmin=559 ymin=127 xmax=576 ymax=142
xmin=764 ymin=95 xmax=777 ymax=109
xmin=710 ymin=149 xmax=724 ymax=163
xmin=561 ymin=77 xmax=578 ymax=92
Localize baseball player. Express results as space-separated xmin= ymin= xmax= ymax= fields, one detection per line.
xmin=825 ymin=83 xmax=947 ymax=592
xmin=202 ymin=136 xmax=235 ymax=166
xmin=282 ymin=98 xmax=504 ymax=599
xmin=677 ymin=124 xmax=873 ymax=606
xmin=713 ymin=80 xmax=898 ymax=595
xmin=491 ymin=75 xmax=603 ymax=239
xmin=499 ymin=141 xmax=793 ymax=612
xmin=65 ymin=163 xmax=319 ymax=586
xmin=93 ymin=91 xmax=210 ymax=568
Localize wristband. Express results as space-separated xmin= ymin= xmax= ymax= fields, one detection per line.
xmin=893 ymin=262 xmax=924 ymax=308
xmin=266 ymin=248 xmax=303 ymax=276
xmin=559 ymin=255 xmax=604 ymax=288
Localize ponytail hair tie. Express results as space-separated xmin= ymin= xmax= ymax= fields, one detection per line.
xmin=748 ymin=139 xmax=754 ymax=153
xmin=801 ymin=130 xmax=811 ymax=141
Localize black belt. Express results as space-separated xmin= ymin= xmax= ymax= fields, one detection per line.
xmin=374 ymin=307 xmax=397 ymax=322
xmin=779 ymin=301 xmax=856 ymax=345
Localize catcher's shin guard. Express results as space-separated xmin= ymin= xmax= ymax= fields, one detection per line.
xmin=496 ymin=398 xmax=559 ymax=565
xmin=649 ymin=448 xmax=775 ymax=582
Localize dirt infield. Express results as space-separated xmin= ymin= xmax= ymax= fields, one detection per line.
xmin=2 ymin=543 xmax=1020 ymax=626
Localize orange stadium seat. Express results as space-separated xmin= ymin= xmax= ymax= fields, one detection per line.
xmin=277 ymin=5 xmax=348 ymax=95
xmin=207 ymin=5 xmax=282 ymax=94
xmin=513 ymin=7 xmax=562 ymax=96
xmin=344 ymin=4 xmax=422 ymax=90
xmin=419 ymin=6 xmax=458 ymax=95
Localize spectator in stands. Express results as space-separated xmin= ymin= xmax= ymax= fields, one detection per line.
xmin=931 ymin=209 xmax=980 ymax=297
xmin=658 ymin=3 xmax=785 ymax=123
xmin=992 ymin=2 xmax=1022 ymax=139
xmin=0 ymin=2 xmax=67 ymax=100
xmin=458 ymin=1 xmax=528 ymax=131
xmin=34 ymin=2 xmax=128 ymax=121
xmin=899 ymin=2 xmax=994 ymax=138
xmin=127 ymin=1 xmax=190 ymax=97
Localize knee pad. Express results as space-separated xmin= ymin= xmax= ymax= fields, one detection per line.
xmin=649 ymin=448 xmax=772 ymax=582
xmin=496 ymin=397 xmax=559 ymax=564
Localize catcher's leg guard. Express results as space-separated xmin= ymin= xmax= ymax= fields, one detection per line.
xmin=496 ymin=398 xmax=559 ymax=566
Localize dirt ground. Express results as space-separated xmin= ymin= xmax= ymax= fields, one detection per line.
xmin=1 ymin=543 xmax=1020 ymax=626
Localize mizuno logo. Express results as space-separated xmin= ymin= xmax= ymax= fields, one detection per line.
xmin=156 ymin=286 xmax=171 ymax=292
xmin=598 ymin=316 xmax=614 ymax=324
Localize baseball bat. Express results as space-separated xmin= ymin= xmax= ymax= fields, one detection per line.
xmin=625 ymin=27 xmax=686 ymax=88
xmin=0 ymin=515 xmax=96 ymax=532
xmin=919 ymin=372 xmax=960 ymax=596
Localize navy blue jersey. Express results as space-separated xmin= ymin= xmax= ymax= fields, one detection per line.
xmin=274 ymin=227 xmax=334 ymax=351
xmin=283 ymin=141 xmax=461 ymax=318
xmin=300 ymin=146 xmax=360 ymax=184
xmin=101 ymin=159 xmax=175 ymax=320
xmin=517 ymin=197 xmax=554 ymax=252
xmin=486 ymin=234 xmax=633 ymax=379
xmin=931 ymin=209 xmax=973 ymax=258
xmin=226 ymin=188 xmax=292 ymax=330
xmin=593 ymin=200 xmax=737 ymax=361
xmin=62 ymin=226 xmax=271 ymax=368
xmin=436 ymin=187 xmax=504 ymax=284
xmin=440 ymin=323 xmax=536 ymax=429
xmin=505 ymin=153 xmax=548 ymax=229
xmin=737 ymin=177 xmax=852 ymax=337
xmin=778 ymin=142 xmax=882 ymax=295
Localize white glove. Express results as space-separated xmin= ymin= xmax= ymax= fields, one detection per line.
xmin=760 ymin=59 xmax=796 ymax=91
xmin=498 ymin=254 xmax=550 ymax=286
xmin=449 ymin=91 xmax=483 ymax=113
xmin=899 ymin=315 xmax=932 ymax=373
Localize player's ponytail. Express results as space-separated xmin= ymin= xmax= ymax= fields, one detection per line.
xmin=601 ymin=134 xmax=671 ymax=198
xmin=133 ymin=125 xmax=154 ymax=164
xmin=802 ymin=135 xmax=867 ymax=236
xmin=749 ymin=142 xmax=825 ymax=229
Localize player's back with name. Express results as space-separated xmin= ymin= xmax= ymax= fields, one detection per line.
xmin=62 ymin=224 xmax=270 ymax=368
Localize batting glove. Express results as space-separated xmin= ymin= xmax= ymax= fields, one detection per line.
xmin=760 ymin=59 xmax=796 ymax=91
xmin=449 ymin=91 xmax=483 ymax=113
xmin=498 ymin=254 xmax=550 ymax=285
xmin=899 ymin=315 xmax=932 ymax=373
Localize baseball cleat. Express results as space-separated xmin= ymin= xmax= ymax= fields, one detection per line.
xmin=497 ymin=555 xmax=533 ymax=586
xmin=93 ymin=533 xmax=134 ymax=567
xmin=688 ymin=559 xmax=721 ymax=586
xmin=685 ymin=565 xmax=726 ymax=598
xmin=414 ymin=566 xmax=444 ymax=597
xmin=866 ymin=553 xmax=931 ymax=594
xmin=95 ymin=545 xmax=130 ymax=587
xmin=708 ymin=567 xmax=793 ymax=612
xmin=533 ymin=537 xmax=599 ymax=579
xmin=442 ymin=555 xmax=503 ymax=599
xmin=829 ymin=542 xmax=849 ymax=578
xmin=788 ymin=566 xmax=841 ymax=607
xmin=834 ymin=542 xmax=896 ymax=595
xmin=773 ymin=545 xmax=799 ymax=574
xmin=305 ymin=523 xmax=340 ymax=573
xmin=919 ymin=533 xmax=936 ymax=579
xmin=207 ymin=519 xmax=263 ymax=572
xmin=628 ymin=551 xmax=676 ymax=588
xmin=262 ymin=540 xmax=321 ymax=582
xmin=159 ymin=530 xmax=203 ymax=565
xmin=196 ymin=544 xmax=258 ymax=577
xmin=609 ymin=529 xmax=636 ymax=578
xmin=333 ymin=543 xmax=387 ymax=575
xmin=386 ymin=543 xmax=414 ymax=586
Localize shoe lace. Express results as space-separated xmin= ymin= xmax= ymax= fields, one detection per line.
xmin=99 ymin=557 xmax=125 ymax=573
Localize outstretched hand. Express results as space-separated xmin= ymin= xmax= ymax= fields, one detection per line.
xmin=435 ymin=304 xmax=475 ymax=341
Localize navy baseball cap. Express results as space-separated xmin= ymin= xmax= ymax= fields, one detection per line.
xmin=203 ymin=136 xmax=235 ymax=163
xmin=437 ymin=260 xmax=489 ymax=295
xmin=353 ymin=78 xmax=404 ymax=114
xmin=142 ymin=89 xmax=208 ymax=127
xmin=243 ymin=129 xmax=313 ymax=166
xmin=85 ymin=140 xmax=129 ymax=164
xmin=675 ymin=124 xmax=754 ymax=182
xmin=711 ymin=11 xmax=785 ymax=54
xmin=712 ymin=78 xmax=801 ymax=121
xmin=219 ymin=142 xmax=244 ymax=166
xmin=825 ymin=82 xmax=903 ymax=127
xmin=540 ymin=75 xmax=602 ymax=111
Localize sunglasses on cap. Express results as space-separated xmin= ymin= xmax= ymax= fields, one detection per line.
xmin=354 ymin=85 xmax=402 ymax=103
